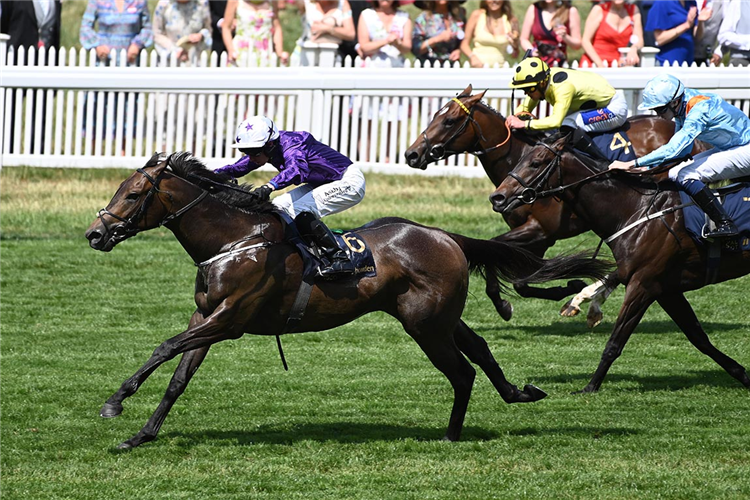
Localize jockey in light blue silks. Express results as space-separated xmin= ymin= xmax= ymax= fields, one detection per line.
xmin=609 ymin=74 xmax=750 ymax=238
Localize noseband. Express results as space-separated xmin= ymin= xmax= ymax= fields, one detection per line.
xmin=95 ymin=158 xmax=208 ymax=242
xmin=423 ymin=96 xmax=513 ymax=161
xmin=505 ymin=142 xmax=611 ymax=206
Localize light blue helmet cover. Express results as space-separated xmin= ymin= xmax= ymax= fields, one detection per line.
xmin=638 ymin=74 xmax=685 ymax=111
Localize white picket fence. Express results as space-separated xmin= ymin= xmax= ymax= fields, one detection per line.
xmin=2 ymin=39 xmax=750 ymax=174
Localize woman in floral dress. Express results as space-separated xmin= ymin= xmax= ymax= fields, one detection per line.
xmin=223 ymin=0 xmax=288 ymax=67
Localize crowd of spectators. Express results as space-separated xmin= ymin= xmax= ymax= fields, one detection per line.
xmin=2 ymin=0 xmax=748 ymax=69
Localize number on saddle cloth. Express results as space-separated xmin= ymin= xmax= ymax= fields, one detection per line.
xmin=282 ymin=212 xmax=377 ymax=279
xmin=679 ymin=183 xmax=750 ymax=248
xmin=586 ymin=125 xmax=637 ymax=163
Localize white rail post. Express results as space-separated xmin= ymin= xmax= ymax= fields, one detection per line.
xmin=0 ymin=33 xmax=9 ymax=165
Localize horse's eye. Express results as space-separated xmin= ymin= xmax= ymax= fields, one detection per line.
xmin=126 ymin=192 xmax=140 ymax=201
xmin=444 ymin=118 xmax=456 ymax=127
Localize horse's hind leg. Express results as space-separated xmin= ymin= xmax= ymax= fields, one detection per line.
xmin=117 ymin=345 xmax=211 ymax=449
xmin=412 ymin=331 xmax=477 ymax=442
xmin=658 ymin=293 xmax=750 ymax=388
xmin=454 ymin=320 xmax=547 ymax=403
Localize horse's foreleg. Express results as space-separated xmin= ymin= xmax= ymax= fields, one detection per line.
xmin=484 ymin=274 xmax=513 ymax=321
xmin=657 ymin=293 xmax=750 ymax=388
xmin=485 ymin=226 xmax=551 ymax=320
xmin=118 ymin=345 xmax=210 ymax=449
xmin=561 ymin=273 xmax=619 ymax=327
xmin=454 ymin=320 xmax=547 ymax=403
xmin=100 ymin=303 xmax=243 ymax=418
xmin=578 ymin=282 xmax=653 ymax=394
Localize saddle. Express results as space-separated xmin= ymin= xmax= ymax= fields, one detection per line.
xmin=276 ymin=211 xmax=377 ymax=281
xmin=679 ymin=182 xmax=750 ymax=249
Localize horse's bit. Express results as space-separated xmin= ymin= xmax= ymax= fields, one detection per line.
xmin=422 ymin=96 xmax=512 ymax=161
xmin=506 ymin=142 xmax=611 ymax=206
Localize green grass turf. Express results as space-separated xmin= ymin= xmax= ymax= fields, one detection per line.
xmin=2 ymin=166 xmax=750 ymax=500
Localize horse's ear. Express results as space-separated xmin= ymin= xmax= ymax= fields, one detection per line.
xmin=462 ymin=84 xmax=473 ymax=96
xmin=465 ymin=88 xmax=487 ymax=107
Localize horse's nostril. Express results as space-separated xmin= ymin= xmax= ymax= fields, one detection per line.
xmin=490 ymin=193 xmax=505 ymax=206
xmin=86 ymin=229 xmax=102 ymax=243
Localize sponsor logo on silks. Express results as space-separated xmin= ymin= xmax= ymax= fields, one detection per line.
xmin=323 ymin=185 xmax=351 ymax=198
xmin=355 ymin=265 xmax=376 ymax=274
xmin=582 ymin=107 xmax=616 ymax=125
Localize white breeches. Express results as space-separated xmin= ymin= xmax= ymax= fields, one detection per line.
xmin=272 ymin=165 xmax=366 ymax=219
xmin=668 ymin=143 xmax=750 ymax=185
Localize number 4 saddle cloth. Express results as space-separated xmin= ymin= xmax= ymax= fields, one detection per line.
xmin=587 ymin=123 xmax=637 ymax=162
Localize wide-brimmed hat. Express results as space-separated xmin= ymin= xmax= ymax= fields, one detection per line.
xmin=414 ymin=0 xmax=466 ymax=9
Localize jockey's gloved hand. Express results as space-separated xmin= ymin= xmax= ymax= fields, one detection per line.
xmin=252 ymin=185 xmax=273 ymax=201
xmin=228 ymin=177 xmax=238 ymax=185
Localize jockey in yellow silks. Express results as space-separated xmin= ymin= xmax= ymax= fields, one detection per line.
xmin=505 ymin=56 xmax=628 ymax=158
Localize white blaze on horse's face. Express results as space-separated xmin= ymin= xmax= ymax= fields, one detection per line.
xmin=437 ymin=105 xmax=450 ymax=117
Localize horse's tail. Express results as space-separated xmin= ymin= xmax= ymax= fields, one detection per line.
xmin=447 ymin=233 xmax=613 ymax=292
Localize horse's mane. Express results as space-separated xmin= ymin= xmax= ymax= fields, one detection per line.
xmin=159 ymin=152 xmax=278 ymax=214
xmin=457 ymin=93 xmax=546 ymax=146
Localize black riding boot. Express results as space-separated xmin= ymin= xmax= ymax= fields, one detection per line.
xmin=570 ymin=128 xmax=608 ymax=161
xmin=691 ymin=186 xmax=739 ymax=238
xmin=310 ymin=218 xmax=355 ymax=279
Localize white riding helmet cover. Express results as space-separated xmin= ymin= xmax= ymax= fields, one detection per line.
xmin=638 ymin=74 xmax=685 ymax=111
xmin=231 ymin=115 xmax=280 ymax=149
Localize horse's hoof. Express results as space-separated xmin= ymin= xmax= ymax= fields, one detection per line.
xmin=560 ymin=299 xmax=581 ymax=317
xmin=496 ymin=300 xmax=513 ymax=322
xmin=587 ymin=310 xmax=603 ymax=329
xmin=520 ymin=384 xmax=548 ymax=402
xmin=117 ymin=440 xmax=134 ymax=450
xmin=100 ymin=402 xmax=123 ymax=418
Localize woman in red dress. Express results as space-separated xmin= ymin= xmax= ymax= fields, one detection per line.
xmin=580 ymin=0 xmax=644 ymax=67
xmin=519 ymin=0 xmax=581 ymax=67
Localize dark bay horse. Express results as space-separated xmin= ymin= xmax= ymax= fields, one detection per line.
xmin=404 ymin=85 xmax=709 ymax=325
xmin=490 ymin=135 xmax=750 ymax=393
xmin=84 ymin=152 xmax=610 ymax=448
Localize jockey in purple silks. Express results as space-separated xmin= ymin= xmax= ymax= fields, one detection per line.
xmin=215 ymin=115 xmax=366 ymax=278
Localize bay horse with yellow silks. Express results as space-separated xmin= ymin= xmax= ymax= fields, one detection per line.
xmin=84 ymin=152 xmax=610 ymax=448
xmin=404 ymin=85 xmax=709 ymax=326
xmin=490 ymin=134 xmax=750 ymax=393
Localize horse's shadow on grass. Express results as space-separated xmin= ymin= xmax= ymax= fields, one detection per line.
xmin=535 ymin=369 xmax=744 ymax=392
xmin=151 ymin=423 xmax=640 ymax=448
xmin=477 ymin=320 xmax=747 ymax=339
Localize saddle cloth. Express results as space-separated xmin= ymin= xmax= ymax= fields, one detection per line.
xmin=279 ymin=212 xmax=377 ymax=280
xmin=679 ymin=183 xmax=750 ymax=251
xmin=588 ymin=125 xmax=637 ymax=162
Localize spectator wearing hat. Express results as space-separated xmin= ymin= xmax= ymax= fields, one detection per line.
xmin=412 ymin=0 xmax=467 ymax=66
xmin=519 ymin=0 xmax=581 ymax=67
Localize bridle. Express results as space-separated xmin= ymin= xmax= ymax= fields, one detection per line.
xmin=94 ymin=157 xmax=208 ymax=244
xmin=505 ymin=141 xmax=611 ymax=206
xmin=422 ymin=95 xmax=513 ymax=161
